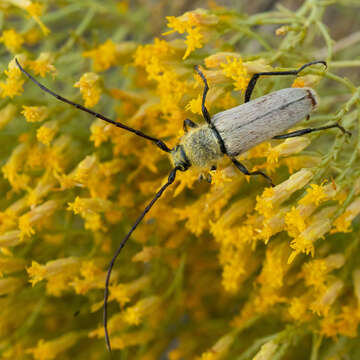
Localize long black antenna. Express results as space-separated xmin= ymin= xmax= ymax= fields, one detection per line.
xmin=15 ymin=58 xmax=172 ymax=153
xmin=103 ymin=167 xmax=180 ymax=352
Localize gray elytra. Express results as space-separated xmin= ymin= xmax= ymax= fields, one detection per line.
xmin=171 ymin=87 xmax=317 ymax=169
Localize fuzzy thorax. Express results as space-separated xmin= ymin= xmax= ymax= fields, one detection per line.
xmin=170 ymin=125 xmax=223 ymax=170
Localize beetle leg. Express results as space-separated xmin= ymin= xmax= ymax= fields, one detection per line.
xmin=183 ymin=118 xmax=198 ymax=133
xmin=194 ymin=65 xmax=211 ymax=124
xmin=245 ymin=60 xmax=327 ymax=103
xmin=273 ymin=123 xmax=351 ymax=139
xmin=231 ymin=158 xmax=274 ymax=187
xmin=194 ymin=66 xmax=228 ymax=155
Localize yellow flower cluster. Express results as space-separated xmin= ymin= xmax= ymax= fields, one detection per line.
xmin=164 ymin=9 xmax=218 ymax=59
xmin=1 ymin=1 xmax=360 ymax=360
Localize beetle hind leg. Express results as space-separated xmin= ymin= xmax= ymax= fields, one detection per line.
xmin=231 ymin=158 xmax=274 ymax=187
xmin=273 ymin=123 xmax=351 ymax=139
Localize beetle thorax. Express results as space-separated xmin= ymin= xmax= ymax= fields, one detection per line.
xmin=171 ymin=126 xmax=223 ymax=170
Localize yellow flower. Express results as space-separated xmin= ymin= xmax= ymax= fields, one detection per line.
xmin=163 ymin=10 xmax=216 ymax=59
xmin=331 ymin=211 xmax=352 ymax=233
xmin=28 ymin=52 xmax=56 ymax=77
xmin=132 ymin=246 xmax=162 ymax=262
xmin=67 ymin=196 xmax=112 ymax=216
xmin=74 ymin=72 xmax=101 ymax=108
xmin=337 ymin=305 xmax=360 ymax=337
xmin=183 ymin=26 xmax=204 ymax=59
xmin=266 ymin=146 xmax=280 ymax=164
xmin=70 ymin=261 xmax=104 ymax=295
xmin=299 ymin=183 xmax=328 ymax=206
xmin=18 ymin=200 xmax=59 ymax=240
xmin=288 ymin=296 xmax=310 ymax=321
xmin=185 ymin=94 xmax=202 ymax=115
xmin=26 ymin=260 xmax=47 ymax=286
xmin=123 ymin=296 xmax=160 ymax=325
xmin=221 ymin=56 xmax=250 ymax=92
xmin=110 ymin=276 xmax=151 ymax=307
xmin=26 ymin=333 xmax=81 ymax=360
xmin=0 ymin=29 xmax=24 ymax=53
xmin=21 ymin=105 xmax=49 ymax=122
xmin=320 ymin=312 xmax=339 ymax=338
xmin=331 ymin=198 xmax=360 ymax=234
xmin=173 ymin=170 xmax=199 ymax=197
xmin=25 ymin=2 xmax=50 ymax=35
xmin=83 ymin=39 xmax=118 ymax=72
xmin=257 ymin=242 xmax=289 ymax=290
xmin=36 ymin=120 xmax=59 ymax=146
xmin=0 ymin=65 xmax=24 ymax=98
xmin=27 ymin=257 xmax=80 ymax=294
xmin=210 ymin=168 xmax=233 ymax=188
xmin=291 ymin=78 xmax=305 ymax=88
xmin=275 ymin=26 xmax=289 ymax=36
xmin=110 ymin=330 xmax=153 ymax=350
xmin=288 ymin=206 xmax=336 ymax=263
xmin=163 ymin=16 xmax=188 ymax=35
xmin=310 ymin=280 xmax=344 ymax=316
xmin=285 ymin=206 xmax=306 ymax=238
xmin=18 ymin=213 xmax=35 ymax=239
xmin=255 ymin=187 xmax=274 ymax=219
xmin=90 ymin=119 xmax=111 ymax=147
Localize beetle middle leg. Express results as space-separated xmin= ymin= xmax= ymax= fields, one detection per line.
xmin=244 ymin=60 xmax=327 ymax=103
xmin=273 ymin=123 xmax=351 ymax=139
xmin=194 ymin=65 xmax=228 ymax=155
xmin=183 ymin=118 xmax=198 ymax=133
xmin=231 ymin=158 xmax=274 ymax=187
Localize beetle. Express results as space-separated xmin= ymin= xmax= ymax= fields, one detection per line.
xmin=15 ymin=59 xmax=350 ymax=351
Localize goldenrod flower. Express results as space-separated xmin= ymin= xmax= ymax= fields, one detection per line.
xmin=74 ymin=72 xmax=101 ymax=108
xmin=221 ymin=56 xmax=250 ymax=92
xmin=26 ymin=333 xmax=81 ymax=360
xmin=21 ymin=105 xmax=49 ymax=122
xmin=83 ymin=39 xmax=118 ymax=72
xmin=36 ymin=120 xmax=59 ymax=145
xmin=0 ymin=29 xmax=24 ymax=53
xmin=28 ymin=52 xmax=56 ymax=77
xmin=299 ymin=182 xmax=329 ymax=206
xmin=0 ymin=61 xmax=24 ymax=98
xmin=164 ymin=9 xmax=217 ymax=59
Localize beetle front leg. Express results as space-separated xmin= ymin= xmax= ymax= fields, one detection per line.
xmin=231 ymin=158 xmax=274 ymax=187
xmin=273 ymin=123 xmax=351 ymax=139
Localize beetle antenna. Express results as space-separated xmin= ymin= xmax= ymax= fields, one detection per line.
xmin=15 ymin=58 xmax=172 ymax=153
xmin=103 ymin=167 xmax=180 ymax=352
